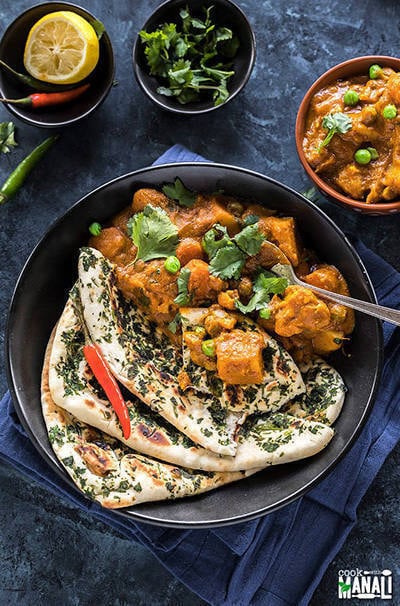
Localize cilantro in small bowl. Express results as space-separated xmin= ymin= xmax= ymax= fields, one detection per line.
xmin=133 ymin=0 xmax=256 ymax=114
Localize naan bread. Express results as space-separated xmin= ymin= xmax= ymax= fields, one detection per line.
xmin=284 ymin=357 xmax=346 ymax=425
xmin=180 ymin=307 xmax=305 ymax=415
xmin=43 ymin=332 xmax=254 ymax=509
xmin=77 ymin=247 xmax=240 ymax=456
xmin=48 ymin=285 xmax=334 ymax=472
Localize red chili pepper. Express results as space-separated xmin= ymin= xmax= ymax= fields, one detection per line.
xmin=0 ymin=83 xmax=90 ymax=108
xmin=83 ymin=343 xmax=131 ymax=440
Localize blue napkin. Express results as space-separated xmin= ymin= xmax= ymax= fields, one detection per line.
xmin=1 ymin=145 xmax=399 ymax=605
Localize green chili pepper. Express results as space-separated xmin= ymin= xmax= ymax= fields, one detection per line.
xmin=0 ymin=59 xmax=75 ymax=92
xmin=0 ymin=135 xmax=59 ymax=205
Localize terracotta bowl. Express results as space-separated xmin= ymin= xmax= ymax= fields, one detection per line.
xmin=295 ymin=55 xmax=400 ymax=215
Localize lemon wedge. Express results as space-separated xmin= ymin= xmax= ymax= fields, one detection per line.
xmin=23 ymin=11 xmax=100 ymax=85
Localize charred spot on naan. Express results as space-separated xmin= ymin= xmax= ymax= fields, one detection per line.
xmin=74 ymin=442 xmax=117 ymax=477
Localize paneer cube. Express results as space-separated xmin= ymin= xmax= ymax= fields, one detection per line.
xmin=215 ymin=329 xmax=264 ymax=384
xmin=258 ymin=216 xmax=301 ymax=266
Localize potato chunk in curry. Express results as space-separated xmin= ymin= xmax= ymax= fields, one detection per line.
xmin=215 ymin=329 xmax=265 ymax=385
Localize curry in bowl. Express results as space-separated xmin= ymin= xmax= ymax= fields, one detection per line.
xmin=90 ymin=186 xmax=354 ymax=361
xmin=40 ymin=183 xmax=355 ymax=509
xmin=302 ymin=64 xmax=400 ymax=204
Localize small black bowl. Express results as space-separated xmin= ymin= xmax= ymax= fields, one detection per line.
xmin=133 ymin=0 xmax=256 ymax=115
xmin=0 ymin=2 xmax=115 ymax=128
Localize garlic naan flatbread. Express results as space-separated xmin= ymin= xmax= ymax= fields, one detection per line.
xmin=284 ymin=357 xmax=346 ymax=425
xmin=77 ymin=247 xmax=241 ymax=456
xmin=43 ymin=333 xmax=254 ymax=509
xmin=48 ymin=286 xmax=334 ymax=472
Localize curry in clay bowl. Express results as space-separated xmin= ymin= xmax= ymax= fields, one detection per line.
xmin=296 ymin=56 xmax=400 ymax=215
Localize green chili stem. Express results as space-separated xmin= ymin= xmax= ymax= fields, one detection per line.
xmin=0 ymin=59 xmax=75 ymax=92
xmin=0 ymin=135 xmax=59 ymax=205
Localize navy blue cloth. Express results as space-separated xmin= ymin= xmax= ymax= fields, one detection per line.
xmin=1 ymin=145 xmax=399 ymax=605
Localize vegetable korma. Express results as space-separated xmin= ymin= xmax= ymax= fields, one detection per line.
xmin=303 ymin=65 xmax=400 ymax=204
xmin=89 ymin=183 xmax=354 ymax=381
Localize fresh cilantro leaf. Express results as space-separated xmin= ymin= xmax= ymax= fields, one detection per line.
xmin=243 ymin=214 xmax=259 ymax=226
xmin=220 ymin=35 xmax=240 ymax=58
xmin=127 ymin=205 xmax=178 ymax=262
xmin=302 ymin=186 xmax=319 ymax=202
xmin=215 ymin=27 xmax=232 ymax=42
xmin=191 ymin=17 xmax=207 ymax=29
xmin=205 ymin=222 xmax=265 ymax=280
xmin=168 ymin=59 xmax=193 ymax=85
xmin=209 ymin=246 xmax=246 ymax=280
xmin=156 ymin=86 xmax=175 ymax=97
xmin=175 ymin=37 xmax=188 ymax=57
xmin=234 ymin=271 xmax=288 ymax=315
xmin=140 ymin=28 xmax=173 ymax=76
xmin=176 ymin=88 xmax=199 ymax=104
xmin=174 ymin=268 xmax=191 ymax=305
xmin=255 ymin=272 xmax=288 ymax=294
xmin=89 ymin=18 xmax=106 ymax=40
xmin=235 ymin=288 xmax=270 ymax=314
xmin=234 ymin=223 xmax=265 ymax=255
xmin=162 ymin=177 xmax=197 ymax=207
xmin=213 ymin=79 xmax=230 ymax=105
xmin=318 ymin=112 xmax=352 ymax=151
xmin=168 ymin=312 xmax=181 ymax=334
xmin=139 ymin=5 xmax=240 ymax=107
xmin=0 ymin=122 xmax=17 ymax=154
xmin=202 ymin=224 xmax=232 ymax=259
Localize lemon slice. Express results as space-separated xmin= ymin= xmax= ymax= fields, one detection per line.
xmin=23 ymin=11 xmax=100 ymax=85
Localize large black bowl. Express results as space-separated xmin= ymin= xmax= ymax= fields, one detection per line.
xmin=6 ymin=163 xmax=382 ymax=528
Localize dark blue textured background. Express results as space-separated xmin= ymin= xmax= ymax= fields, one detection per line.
xmin=0 ymin=0 xmax=399 ymax=604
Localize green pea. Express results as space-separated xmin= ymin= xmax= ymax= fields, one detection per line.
xmin=343 ymin=89 xmax=359 ymax=106
xmin=366 ymin=147 xmax=379 ymax=160
xmin=382 ymin=104 xmax=397 ymax=120
xmin=369 ymin=64 xmax=382 ymax=79
xmin=164 ymin=255 xmax=181 ymax=274
xmin=259 ymin=308 xmax=271 ymax=319
xmin=354 ymin=149 xmax=372 ymax=165
xmin=201 ymin=339 xmax=216 ymax=357
xmin=89 ymin=222 xmax=102 ymax=236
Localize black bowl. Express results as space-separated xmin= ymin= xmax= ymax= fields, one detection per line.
xmin=133 ymin=0 xmax=256 ymax=115
xmin=0 ymin=2 xmax=115 ymax=128
xmin=6 ymin=163 xmax=382 ymax=528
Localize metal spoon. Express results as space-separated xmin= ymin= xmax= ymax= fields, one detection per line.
xmin=262 ymin=241 xmax=400 ymax=326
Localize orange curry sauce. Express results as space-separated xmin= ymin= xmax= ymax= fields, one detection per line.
xmin=89 ymin=188 xmax=354 ymax=382
xmin=303 ymin=67 xmax=400 ymax=203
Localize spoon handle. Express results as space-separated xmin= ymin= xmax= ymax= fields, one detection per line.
xmin=302 ymin=282 xmax=400 ymax=325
